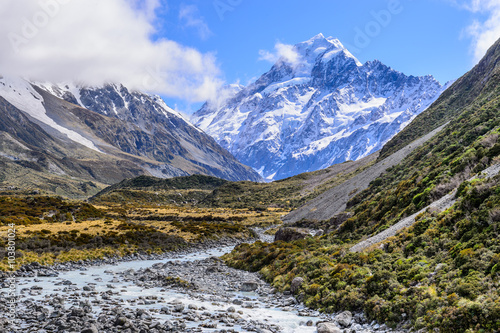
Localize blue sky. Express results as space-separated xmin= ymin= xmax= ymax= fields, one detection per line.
xmin=153 ymin=0 xmax=500 ymax=112
xmin=2 ymin=0 xmax=499 ymax=114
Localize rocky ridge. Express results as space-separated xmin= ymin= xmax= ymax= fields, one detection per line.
xmin=0 ymin=77 xmax=261 ymax=197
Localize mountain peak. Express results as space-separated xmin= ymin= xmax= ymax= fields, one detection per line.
xmin=301 ymin=33 xmax=341 ymax=46
xmin=192 ymin=34 xmax=444 ymax=180
xmin=293 ymin=34 xmax=361 ymax=68
xmin=297 ymin=34 xmax=342 ymax=53
xmin=309 ymin=32 xmax=325 ymax=40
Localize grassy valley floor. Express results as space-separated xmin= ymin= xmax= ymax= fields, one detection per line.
xmin=0 ymin=194 xmax=286 ymax=270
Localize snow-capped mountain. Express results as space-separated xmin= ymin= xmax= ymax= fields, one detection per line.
xmin=0 ymin=76 xmax=261 ymax=196
xmin=192 ymin=34 xmax=448 ymax=180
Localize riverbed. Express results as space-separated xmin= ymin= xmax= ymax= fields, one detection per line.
xmin=1 ymin=232 xmax=404 ymax=333
xmin=2 ymin=234 xmax=329 ymax=333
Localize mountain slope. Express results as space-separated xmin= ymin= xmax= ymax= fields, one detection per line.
xmin=37 ymin=81 xmax=261 ymax=181
xmin=192 ymin=34 xmax=445 ymax=180
xmin=0 ymin=77 xmax=261 ymax=197
xmin=91 ymin=152 xmax=378 ymax=211
xmin=283 ymin=123 xmax=447 ymax=223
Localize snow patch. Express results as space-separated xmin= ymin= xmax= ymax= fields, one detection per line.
xmin=0 ymin=77 xmax=100 ymax=152
xmin=262 ymin=77 xmax=311 ymax=95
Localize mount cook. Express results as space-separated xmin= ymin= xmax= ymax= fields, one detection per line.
xmin=192 ymin=34 xmax=449 ymax=180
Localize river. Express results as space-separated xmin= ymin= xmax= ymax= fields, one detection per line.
xmin=9 ymin=235 xmax=326 ymax=332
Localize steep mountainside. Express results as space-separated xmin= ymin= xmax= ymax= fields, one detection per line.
xmin=224 ymin=37 xmax=500 ymax=331
xmin=192 ymin=34 xmax=446 ymax=180
xmin=0 ymin=77 xmax=260 ymax=197
xmin=283 ymin=123 xmax=447 ymax=223
xmin=379 ymin=36 xmax=500 ymax=159
xmin=37 ymin=81 xmax=261 ymax=181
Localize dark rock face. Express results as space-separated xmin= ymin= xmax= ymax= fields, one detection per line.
xmin=274 ymin=227 xmax=311 ymax=242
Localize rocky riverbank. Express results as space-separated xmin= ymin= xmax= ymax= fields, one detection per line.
xmin=1 ymin=236 xmax=253 ymax=279
xmin=1 ymin=232 xmax=410 ymax=333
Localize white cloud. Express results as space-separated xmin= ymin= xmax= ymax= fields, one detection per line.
xmin=179 ymin=4 xmax=212 ymax=40
xmin=258 ymin=42 xmax=302 ymax=66
xmin=0 ymin=0 xmax=222 ymax=102
xmin=456 ymin=0 xmax=500 ymax=61
xmin=206 ymin=82 xmax=243 ymax=110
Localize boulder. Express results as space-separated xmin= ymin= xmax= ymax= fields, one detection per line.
xmin=173 ymin=303 xmax=185 ymax=312
xmin=81 ymin=324 xmax=98 ymax=333
xmin=70 ymin=308 xmax=85 ymax=317
xmin=335 ymin=310 xmax=352 ymax=327
xmin=274 ymin=227 xmax=311 ymax=242
xmin=290 ymin=277 xmax=304 ymax=293
xmin=114 ymin=316 xmax=129 ymax=326
xmin=317 ymin=322 xmax=342 ymax=333
xmin=240 ymin=280 xmax=259 ymax=292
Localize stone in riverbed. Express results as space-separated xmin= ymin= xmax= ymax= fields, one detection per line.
xmin=335 ymin=310 xmax=353 ymax=327
xmin=290 ymin=276 xmax=304 ymax=294
xmin=173 ymin=303 xmax=185 ymax=312
xmin=240 ymin=280 xmax=259 ymax=291
xmin=115 ymin=316 xmax=130 ymax=326
xmin=81 ymin=324 xmax=99 ymax=333
xmin=200 ymin=321 xmax=217 ymax=328
xmin=317 ymin=322 xmax=342 ymax=333
xmin=70 ymin=308 xmax=85 ymax=317
xmin=351 ymin=323 xmax=363 ymax=331
xmin=243 ymin=302 xmax=255 ymax=308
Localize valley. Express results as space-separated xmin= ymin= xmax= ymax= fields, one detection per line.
xmin=0 ymin=7 xmax=499 ymax=332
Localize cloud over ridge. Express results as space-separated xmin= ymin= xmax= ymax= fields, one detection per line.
xmin=259 ymin=42 xmax=302 ymax=66
xmin=0 ymin=0 xmax=221 ymax=101
xmin=458 ymin=0 xmax=500 ymax=61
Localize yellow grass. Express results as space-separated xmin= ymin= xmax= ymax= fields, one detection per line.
xmin=0 ymin=246 xmax=138 ymax=271
xmin=0 ymin=204 xmax=286 ymax=270
xmin=0 ymin=219 xmax=122 ymax=237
